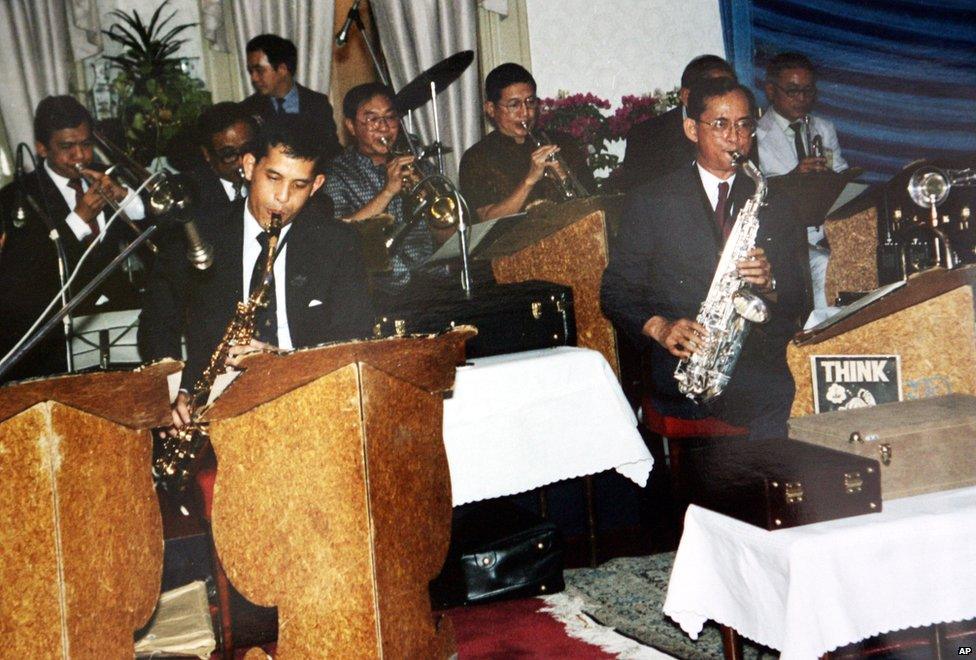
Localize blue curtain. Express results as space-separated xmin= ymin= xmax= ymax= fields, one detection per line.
xmin=719 ymin=0 xmax=976 ymax=183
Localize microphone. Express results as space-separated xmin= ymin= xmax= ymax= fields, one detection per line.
xmin=335 ymin=0 xmax=361 ymax=46
xmin=160 ymin=172 xmax=213 ymax=270
xmin=183 ymin=218 xmax=213 ymax=270
xmin=13 ymin=143 xmax=30 ymax=229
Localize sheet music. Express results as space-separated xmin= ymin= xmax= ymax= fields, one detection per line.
xmin=427 ymin=212 xmax=526 ymax=262
xmin=827 ymin=182 xmax=869 ymax=217
xmin=801 ymin=280 xmax=907 ymax=334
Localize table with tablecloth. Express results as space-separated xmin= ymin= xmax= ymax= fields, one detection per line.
xmin=442 ymin=346 xmax=653 ymax=506
xmin=663 ymin=486 xmax=976 ymax=659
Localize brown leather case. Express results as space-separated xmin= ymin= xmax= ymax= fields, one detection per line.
xmin=683 ymin=437 xmax=882 ymax=530
xmin=789 ymin=394 xmax=976 ymax=500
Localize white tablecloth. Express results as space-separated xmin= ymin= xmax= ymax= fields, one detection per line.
xmin=442 ymin=346 xmax=653 ymax=506
xmin=663 ymin=486 xmax=976 ymax=659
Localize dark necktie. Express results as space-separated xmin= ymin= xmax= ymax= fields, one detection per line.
xmin=232 ymin=181 xmax=243 ymax=201
xmin=789 ymin=121 xmax=807 ymax=160
xmin=67 ymin=178 xmax=100 ymax=239
xmin=249 ymin=232 xmax=278 ymax=345
xmin=275 ymin=97 xmax=287 ymax=114
xmin=715 ymin=181 xmax=731 ymax=240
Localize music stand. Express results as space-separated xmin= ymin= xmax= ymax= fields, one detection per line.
xmin=767 ymin=168 xmax=863 ymax=227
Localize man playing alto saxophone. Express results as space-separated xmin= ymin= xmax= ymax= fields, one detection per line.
xmin=164 ymin=116 xmax=373 ymax=431
xmin=601 ymin=78 xmax=806 ymax=440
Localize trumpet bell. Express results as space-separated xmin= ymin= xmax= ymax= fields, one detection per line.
xmin=908 ymin=168 xmax=950 ymax=208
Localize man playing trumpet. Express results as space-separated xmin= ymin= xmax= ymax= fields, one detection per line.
xmin=0 ymin=95 xmax=145 ymax=383
xmin=459 ymin=63 xmax=593 ymax=222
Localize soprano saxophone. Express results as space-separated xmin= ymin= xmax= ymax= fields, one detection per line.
xmin=154 ymin=213 xmax=284 ymax=492
xmin=673 ymin=153 xmax=770 ymax=403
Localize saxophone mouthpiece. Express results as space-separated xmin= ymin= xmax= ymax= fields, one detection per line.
xmin=729 ymin=151 xmax=745 ymax=165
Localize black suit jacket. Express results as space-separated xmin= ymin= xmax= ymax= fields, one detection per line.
xmin=620 ymin=106 xmax=696 ymax=192
xmin=176 ymin=198 xmax=373 ymax=390
xmin=0 ymin=164 xmax=140 ymax=382
xmin=138 ymin=166 xmax=238 ymax=361
xmin=600 ymin=163 xmax=806 ymax=402
xmin=241 ymin=83 xmax=342 ymax=164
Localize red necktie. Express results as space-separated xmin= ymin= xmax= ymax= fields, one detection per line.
xmin=68 ymin=178 xmax=100 ymax=239
xmin=715 ymin=181 xmax=731 ymax=240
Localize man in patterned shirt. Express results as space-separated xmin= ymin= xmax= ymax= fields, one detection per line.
xmin=325 ymin=83 xmax=451 ymax=301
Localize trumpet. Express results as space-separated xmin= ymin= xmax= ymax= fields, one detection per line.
xmin=520 ymin=121 xmax=589 ymax=200
xmin=908 ymin=166 xmax=976 ymax=209
xmin=377 ymin=136 xmax=461 ymax=252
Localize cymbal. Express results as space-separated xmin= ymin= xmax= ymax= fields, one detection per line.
xmin=420 ymin=142 xmax=453 ymax=159
xmin=394 ymin=50 xmax=475 ymax=114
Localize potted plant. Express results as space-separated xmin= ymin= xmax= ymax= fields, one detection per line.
xmin=101 ymin=0 xmax=211 ymax=168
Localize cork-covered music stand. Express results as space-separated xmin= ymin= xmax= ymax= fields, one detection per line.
xmin=0 ymin=361 xmax=177 ymax=658
xmin=199 ymin=329 xmax=474 ymax=659
xmin=489 ymin=196 xmax=623 ymax=375
xmin=787 ymin=267 xmax=976 ymax=416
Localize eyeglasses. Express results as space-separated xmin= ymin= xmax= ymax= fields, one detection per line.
xmin=772 ymin=83 xmax=817 ymax=99
xmin=497 ymin=96 xmax=539 ymax=113
xmin=359 ymin=113 xmax=399 ymax=130
xmin=213 ymin=147 xmax=247 ymax=165
xmin=697 ymin=117 xmax=757 ymax=137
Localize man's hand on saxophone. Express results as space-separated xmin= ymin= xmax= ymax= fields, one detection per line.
xmin=643 ymin=316 xmax=708 ymax=359
xmin=736 ymin=247 xmax=775 ymax=293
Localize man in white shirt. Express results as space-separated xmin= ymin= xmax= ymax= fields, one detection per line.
xmin=756 ymin=52 xmax=849 ymax=311
xmin=0 ymin=95 xmax=147 ymax=382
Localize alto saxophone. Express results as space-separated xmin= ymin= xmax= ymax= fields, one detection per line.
xmin=673 ymin=153 xmax=770 ymax=403
xmin=154 ymin=213 xmax=284 ymax=492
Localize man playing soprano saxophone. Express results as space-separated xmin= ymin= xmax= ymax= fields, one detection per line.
xmin=601 ymin=78 xmax=805 ymax=440
xmin=165 ymin=117 xmax=373 ymax=430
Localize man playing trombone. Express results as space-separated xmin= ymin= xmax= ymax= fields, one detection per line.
xmin=324 ymin=83 xmax=450 ymax=301
xmin=0 ymin=95 xmax=146 ymax=383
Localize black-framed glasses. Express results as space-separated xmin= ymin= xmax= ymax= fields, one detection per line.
xmin=771 ymin=83 xmax=817 ymax=99
xmin=213 ymin=147 xmax=247 ymax=164
xmin=497 ymin=96 xmax=539 ymax=113
xmin=359 ymin=113 xmax=399 ymax=130
xmin=697 ymin=117 xmax=757 ymax=137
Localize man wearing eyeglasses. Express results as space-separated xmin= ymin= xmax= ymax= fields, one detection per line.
xmin=459 ymin=63 xmax=594 ymax=222
xmin=138 ymin=102 xmax=257 ymax=361
xmin=601 ymin=77 xmax=805 ymax=440
xmin=757 ymin=52 xmax=848 ymax=312
xmin=324 ymin=83 xmax=448 ymax=300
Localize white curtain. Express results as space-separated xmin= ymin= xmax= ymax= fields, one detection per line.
xmin=370 ymin=0 xmax=480 ymax=180
xmin=0 ymin=0 xmax=77 ymax=159
xmin=222 ymin=0 xmax=336 ymax=100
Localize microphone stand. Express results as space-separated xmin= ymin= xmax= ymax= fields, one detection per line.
xmin=0 ymin=224 xmax=158 ymax=383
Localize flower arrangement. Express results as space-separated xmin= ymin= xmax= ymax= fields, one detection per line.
xmin=536 ymin=88 xmax=680 ymax=190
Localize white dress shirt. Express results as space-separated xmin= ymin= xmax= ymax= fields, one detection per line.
xmin=45 ymin=161 xmax=146 ymax=241
xmin=219 ymin=177 xmax=246 ymax=202
xmin=697 ymin=163 xmax=737 ymax=214
xmin=242 ymin=204 xmax=293 ymax=350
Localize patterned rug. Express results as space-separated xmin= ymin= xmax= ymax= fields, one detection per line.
xmin=561 ymin=553 xmax=777 ymax=659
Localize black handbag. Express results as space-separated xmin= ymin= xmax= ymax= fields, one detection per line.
xmin=429 ymin=500 xmax=565 ymax=609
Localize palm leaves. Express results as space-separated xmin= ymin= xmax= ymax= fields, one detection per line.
xmin=102 ymin=1 xmax=194 ymax=81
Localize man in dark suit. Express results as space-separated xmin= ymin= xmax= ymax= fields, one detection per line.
xmin=0 ymin=96 xmax=146 ymax=383
xmin=619 ymin=55 xmax=736 ymax=192
xmin=240 ymin=34 xmax=342 ymax=165
xmin=167 ymin=116 xmax=373 ymax=429
xmin=138 ymin=102 xmax=257 ymax=362
xmin=601 ymin=78 xmax=805 ymax=440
